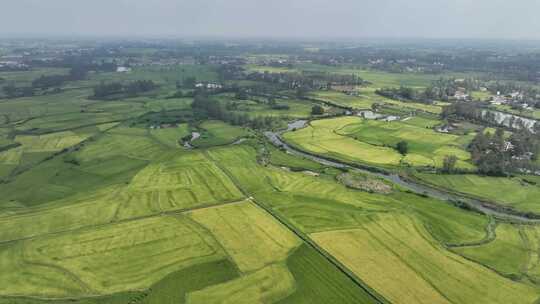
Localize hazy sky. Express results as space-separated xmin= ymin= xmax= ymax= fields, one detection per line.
xmin=1 ymin=0 xmax=539 ymax=39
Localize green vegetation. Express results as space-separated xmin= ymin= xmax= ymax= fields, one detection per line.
xmin=0 ymin=259 xmax=239 ymax=304
xmin=453 ymin=224 xmax=530 ymax=277
xmin=284 ymin=116 xmax=474 ymax=169
xmin=149 ymin=124 xmax=190 ymax=148
xmin=192 ymin=120 xmax=249 ymax=148
xmin=414 ymin=173 xmax=540 ymax=214
xmin=267 ymin=145 xmax=328 ymax=172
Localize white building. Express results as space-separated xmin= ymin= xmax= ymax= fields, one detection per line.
xmin=195 ymin=83 xmax=223 ymax=90
xmin=116 ymin=66 xmax=131 ymax=73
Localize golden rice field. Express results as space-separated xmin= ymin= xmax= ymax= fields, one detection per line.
xmin=311 ymin=213 xmax=540 ymax=304
xmin=188 ymin=201 xmax=301 ymax=273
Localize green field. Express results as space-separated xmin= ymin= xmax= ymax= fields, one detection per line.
xmin=149 ymin=124 xmax=190 ymax=148
xmin=192 ymin=120 xmax=250 ymax=148
xmin=453 ymin=223 xmax=531 ymax=277
xmin=283 ymin=116 xmax=474 ymax=169
xmin=414 ymin=173 xmax=540 ymax=214
xmin=3 ymin=46 xmax=540 ymax=304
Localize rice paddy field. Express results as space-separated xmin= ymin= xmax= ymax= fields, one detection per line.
xmin=283 ymin=116 xmax=475 ymax=169
xmin=311 ymin=214 xmax=539 ymax=304
xmin=202 ymin=144 xmax=540 ymax=303
xmin=2 ymin=60 xmax=540 ymax=304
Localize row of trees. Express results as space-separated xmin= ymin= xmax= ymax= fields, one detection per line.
xmin=246 ymin=71 xmax=365 ymax=92
xmin=92 ymin=80 xmax=157 ymax=99
xmin=31 ymin=67 xmax=88 ymax=89
xmin=2 ymin=66 xmax=89 ymax=99
xmin=375 ymin=86 xmax=436 ymax=104
xmin=191 ymin=94 xmax=281 ymax=130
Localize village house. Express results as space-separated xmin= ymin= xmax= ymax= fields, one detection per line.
xmin=490 ymin=95 xmax=507 ymax=105
xmin=454 ymin=87 xmax=469 ymax=100
xmin=381 ymin=115 xmax=400 ymax=122
xmin=358 ymin=110 xmax=383 ymax=120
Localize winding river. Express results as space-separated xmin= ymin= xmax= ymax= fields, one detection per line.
xmin=265 ymin=120 xmax=540 ymax=223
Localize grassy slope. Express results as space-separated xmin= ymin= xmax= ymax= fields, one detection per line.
xmin=149 ymin=124 xmax=190 ymax=148
xmin=414 ymin=173 xmax=540 ymax=214
xmin=192 ymin=121 xmax=249 ymax=148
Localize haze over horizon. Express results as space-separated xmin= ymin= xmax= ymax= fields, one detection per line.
xmin=1 ymin=0 xmax=540 ymax=40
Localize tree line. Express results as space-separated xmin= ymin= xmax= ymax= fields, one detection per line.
xmin=191 ymin=93 xmax=282 ymax=130
xmin=92 ymin=80 xmax=158 ymax=99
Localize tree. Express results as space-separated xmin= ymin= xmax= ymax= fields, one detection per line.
xmin=311 ymin=105 xmax=324 ymax=115
xmin=235 ymin=90 xmax=248 ymax=100
xmin=2 ymin=84 xmax=17 ymax=98
xmin=442 ymin=155 xmax=458 ymax=173
xmin=371 ymin=103 xmax=382 ymax=112
xmin=396 ymin=141 xmax=408 ymax=155
xmin=296 ymin=86 xmax=309 ymax=99
xmin=183 ymin=77 xmax=197 ymax=88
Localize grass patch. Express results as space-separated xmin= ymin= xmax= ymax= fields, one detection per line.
xmin=453 ymin=224 xmax=529 ymax=276
xmin=192 ymin=121 xmax=249 ymax=148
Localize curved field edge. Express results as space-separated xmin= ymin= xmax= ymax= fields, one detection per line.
xmin=0 ymin=259 xmax=239 ymax=304
xmin=452 ymin=223 xmax=540 ymax=282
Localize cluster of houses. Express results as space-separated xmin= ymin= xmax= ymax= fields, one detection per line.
xmin=453 ymin=85 xmax=536 ymax=111
xmin=195 ymin=82 xmax=223 ymax=90
xmin=0 ymin=55 xmax=28 ymax=70
xmin=489 ymin=91 xmax=536 ymax=110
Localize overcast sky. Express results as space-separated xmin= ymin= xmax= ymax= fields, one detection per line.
xmin=1 ymin=0 xmax=539 ymax=40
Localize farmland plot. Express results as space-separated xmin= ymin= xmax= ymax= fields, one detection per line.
xmin=0 ymin=215 xmax=225 ymax=297
xmin=115 ymin=152 xmax=244 ymax=219
xmin=188 ymin=201 xmax=301 ymax=272
xmin=311 ymin=213 xmax=539 ymax=304
xmin=284 ymin=117 xmax=474 ymax=169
